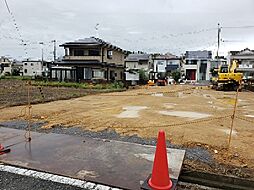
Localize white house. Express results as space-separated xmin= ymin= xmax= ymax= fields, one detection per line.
xmin=0 ymin=56 xmax=12 ymax=76
xmin=228 ymin=48 xmax=254 ymax=81
xmin=151 ymin=53 xmax=182 ymax=80
xmin=22 ymin=60 xmax=48 ymax=77
xmin=183 ymin=50 xmax=212 ymax=82
xmin=124 ymin=53 xmax=150 ymax=85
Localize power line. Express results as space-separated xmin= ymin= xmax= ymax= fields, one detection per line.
xmin=2 ymin=0 xmax=28 ymax=56
xmin=3 ymin=0 xmax=10 ymax=13
xmin=222 ymin=25 xmax=254 ymax=29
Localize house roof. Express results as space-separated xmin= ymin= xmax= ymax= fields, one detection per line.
xmin=60 ymin=37 xmax=128 ymax=54
xmin=0 ymin=56 xmax=11 ymax=63
xmin=185 ymin=50 xmax=212 ymax=59
xmin=230 ymin=48 xmax=254 ymax=56
xmin=125 ymin=54 xmax=150 ymax=62
xmin=153 ymin=53 xmax=180 ymax=60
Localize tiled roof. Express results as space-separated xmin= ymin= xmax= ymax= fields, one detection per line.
xmin=153 ymin=53 xmax=179 ymax=60
xmin=230 ymin=48 xmax=254 ymax=56
xmin=60 ymin=37 xmax=128 ymax=54
xmin=125 ymin=54 xmax=150 ymax=61
xmin=185 ymin=50 xmax=212 ymax=59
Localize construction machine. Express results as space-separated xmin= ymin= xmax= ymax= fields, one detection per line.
xmin=147 ymin=80 xmax=155 ymax=86
xmin=156 ymin=72 xmax=167 ymax=86
xmin=212 ymin=60 xmax=243 ymax=91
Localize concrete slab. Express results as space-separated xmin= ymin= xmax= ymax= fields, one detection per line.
xmin=0 ymin=127 xmax=185 ymax=190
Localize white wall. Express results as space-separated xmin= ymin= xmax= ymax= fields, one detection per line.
xmin=125 ymin=61 xmax=149 ymax=71
xmin=125 ymin=72 xmax=139 ymax=81
xmin=125 ymin=61 xmax=138 ymax=70
xmin=3 ymin=66 xmax=12 ymax=74
xmin=153 ymin=59 xmax=180 ymax=73
xmin=23 ymin=61 xmax=43 ymax=76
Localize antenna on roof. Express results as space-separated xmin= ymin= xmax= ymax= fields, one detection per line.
xmin=95 ymin=23 xmax=100 ymax=38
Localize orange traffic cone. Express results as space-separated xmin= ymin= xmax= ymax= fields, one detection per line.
xmin=0 ymin=144 xmax=4 ymax=155
xmin=148 ymin=130 xmax=172 ymax=190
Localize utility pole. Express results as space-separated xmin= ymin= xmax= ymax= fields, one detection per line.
xmin=52 ymin=40 xmax=56 ymax=62
xmin=95 ymin=23 xmax=99 ymax=38
xmin=51 ymin=40 xmax=56 ymax=62
xmin=217 ymin=23 xmax=221 ymax=59
xmin=39 ymin=42 xmax=44 ymax=62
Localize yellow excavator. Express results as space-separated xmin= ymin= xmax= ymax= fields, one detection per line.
xmin=212 ymin=60 xmax=243 ymax=91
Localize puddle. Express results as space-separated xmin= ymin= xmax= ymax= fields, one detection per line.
xmin=164 ymin=103 xmax=177 ymax=109
xmin=116 ymin=106 xmax=147 ymax=118
xmin=219 ymin=129 xmax=237 ymax=136
xmin=178 ymin=92 xmax=183 ymax=97
xmin=245 ymin=115 xmax=254 ymax=118
xmin=159 ymin=111 xmax=211 ymax=120
xmin=151 ymin=93 xmax=164 ymax=97
xmin=210 ymin=105 xmax=226 ymax=110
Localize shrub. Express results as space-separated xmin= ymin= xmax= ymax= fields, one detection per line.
xmin=31 ymin=81 xmax=124 ymax=90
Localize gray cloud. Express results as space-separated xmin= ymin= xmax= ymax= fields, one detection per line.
xmin=0 ymin=0 xmax=254 ymax=60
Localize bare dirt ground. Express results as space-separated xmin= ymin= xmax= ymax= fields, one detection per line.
xmin=1 ymin=82 xmax=254 ymax=176
xmin=0 ymin=79 xmax=120 ymax=109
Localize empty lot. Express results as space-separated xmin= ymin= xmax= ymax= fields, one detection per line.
xmin=1 ymin=84 xmax=254 ymax=170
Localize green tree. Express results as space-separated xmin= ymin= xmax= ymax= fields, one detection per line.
xmin=139 ymin=69 xmax=149 ymax=84
xmin=171 ymin=70 xmax=181 ymax=82
xmin=12 ymin=68 xmax=20 ymax=76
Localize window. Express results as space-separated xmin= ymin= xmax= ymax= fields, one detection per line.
xmin=24 ymin=69 xmax=27 ymax=73
xmin=92 ymin=69 xmax=104 ymax=78
xmin=107 ymin=50 xmax=113 ymax=59
xmin=24 ymin=63 xmax=27 ymax=66
xmin=74 ymin=49 xmax=84 ymax=56
xmin=192 ymin=60 xmax=198 ymax=64
xmin=220 ymin=67 xmax=228 ymax=73
xmin=31 ymin=63 xmax=34 ymax=66
xmin=88 ymin=49 xmax=100 ymax=56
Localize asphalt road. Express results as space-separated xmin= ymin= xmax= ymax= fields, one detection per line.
xmin=0 ymin=170 xmax=219 ymax=190
xmin=0 ymin=171 xmax=85 ymax=190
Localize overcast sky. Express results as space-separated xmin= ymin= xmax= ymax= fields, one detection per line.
xmin=0 ymin=0 xmax=254 ymax=60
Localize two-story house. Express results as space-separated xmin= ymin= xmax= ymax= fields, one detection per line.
xmin=0 ymin=56 xmax=12 ymax=76
xmin=50 ymin=37 xmax=128 ymax=82
xmin=228 ymin=48 xmax=254 ymax=81
xmin=183 ymin=50 xmax=212 ymax=82
xmin=150 ymin=53 xmax=182 ymax=80
xmin=22 ymin=59 xmax=49 ymax=77
xmin=124 ymin=53 xmax=150 ymax=85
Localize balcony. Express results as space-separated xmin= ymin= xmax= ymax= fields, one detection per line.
xmin=63 ymin=55 xmax=101 ymax=61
